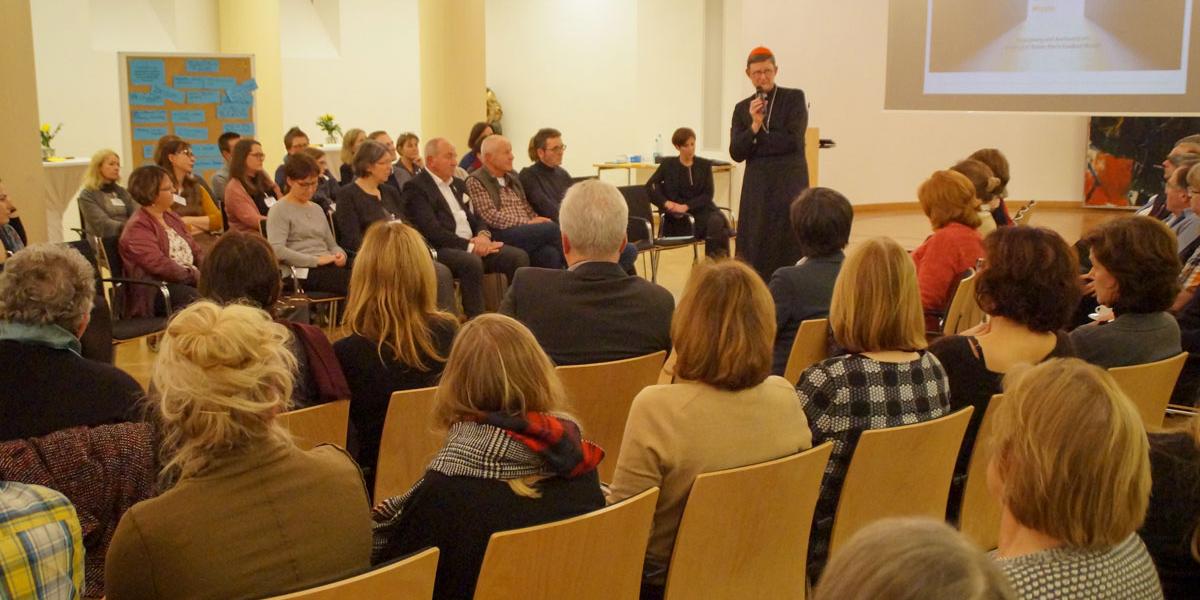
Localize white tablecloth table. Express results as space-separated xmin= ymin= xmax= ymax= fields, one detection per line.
xmin=43 ymin=157 xmax=90 ymax=242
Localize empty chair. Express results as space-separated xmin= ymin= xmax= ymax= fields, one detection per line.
xmin=473 ymin=487 xmax=659 ymax=600
xmin=266 ymin=548 xmax=439 ymax=600
xmin=556 ymin=350 xmax=667 ymax=482
xmin=277 ymin=399 xmax=350 ymax=450
xmin=829 ymin=408 xmax=973 ymax=554
xmin=783 ymin=318 xmax=829 ymax=385
xmin=1109 ymin=352 xmax=1188 ymax=429
xmin=940 ymin=270 xmax=985 ymax=336
xmin=662 ymin=443 xmax=833 ymax=600
xmin=373 ymin=387 xmax=442 ymax=502
xmin=956 ymin=395 xmax=1004 ymax=550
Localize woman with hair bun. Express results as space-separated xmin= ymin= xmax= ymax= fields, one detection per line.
xmin=104 ymin=301 xmax=371 ymax=600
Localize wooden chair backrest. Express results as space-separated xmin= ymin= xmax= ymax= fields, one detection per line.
xmin=556 ymin=351 xmax=667 ymax=481
xmin=784 ymin=318 xmax=830 ymax=385
xmin=277 ymin=399 xmax=350 ymax=450
xmin=473 ymin=487 xmax=660 ymax=600
xmin=663 ymin=443 xmax=834 ymax=600
xmin=829 ymin=407 xmax=973 ymax=553
xmin=958 ymin=395 xmax=1004 ymax=550
xmin=657 ymin=351 xmax=677 ymax=385
xmin=374 ymin=387 xmax=443 ymax=502
xmin=265 ymin=547 xmax=439 ymax=600
xmin=942 ymin=271 xmax=984 ymax=335
xmin=1109 ymin=352 xmax=1188 ymax=429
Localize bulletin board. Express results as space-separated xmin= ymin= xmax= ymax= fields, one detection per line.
xmin=118 ymin=52 xmax=257 ymax=182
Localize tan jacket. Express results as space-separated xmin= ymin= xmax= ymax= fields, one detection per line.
xmin=105 ymin=442 xmax=372 ymax=600
xmin=607 ymin=376 xmax=813 ymax=584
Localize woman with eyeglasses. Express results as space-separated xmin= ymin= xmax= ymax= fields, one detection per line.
xmin=224 ymin=138 xmax=282 ymax=235
xmin=154 ymin=136 xmax=223 ymax=249
xmin=118 ymin=165 xmax=203 ymax=317
xmin=266 ymin=153 xmax=349 ymax=296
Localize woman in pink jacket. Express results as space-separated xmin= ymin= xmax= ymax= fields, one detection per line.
xmin=223 ymin=138 xmax=282 ymax=235
xmin=118 ymin=165 xmax=202 ymax=318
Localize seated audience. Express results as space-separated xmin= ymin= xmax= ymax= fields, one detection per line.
xmin=367 ymin=130 xmax=403 ymax=191
xmin=0 ymin=179 xmax=24 ymax=258
xmin=1071 ymin=215 xmax=1181 ymax=368
xmin=912 ymin=170 xmax=986 ymax=328
xmin=608 ymin=259 xmax=813 ymax=599
xmin=500 ymin=179 xmax=673 ymax=365
xmin=1163 ymin=164 xmax=1200 ymax=254
xmin=154 ymin=136 xmax=222 ymax=249
xmin=1139 ymin=136 xmax=1200 ymax=220
xmin=0 ymin=244 xmax=142 ymax=441
xmin=0 ymin=482 xmax=85 ymax=598
xmin=467 ymin=135 xmax=566 ymax=268
xmin=929 ymin=226 xmax=1079 ymax=518
xmin=208 ymin=131 xmax=240 ymax=205
xmin=267 ymin=153 xmax=349 ymax=296
xmin=519 ymin=127 xmax=571 ymax=220
xmin=394 ymin=131 xmax=423 ymax=190
xmin=797 ymin=236 xmax=951 ymax=581
xmin=118 ymin=165 xmax=203 ymax=317
xmin=1173 ymin=288 xmax=1200 ymax=405
xmin=223 ymin=138 xmax=282 ymax=235
xmin=645 ymin=127 xmax=732 ymax=258
xmin=459 ymin=121 xmax=493 ymax=172
xmin=338 ymin=127 xmax=366 ymax=184
xmin=299 ymin=146 xmax=341 ymax=214
xmin=769 ymin=187 xmax=852 ymax=375
xmin=814 ymin=518 xmax=1016 ymax=600
xmin=105 ymin=301 xmax=372 ymax=600
xmin=1141 ymin=417 xmax=1200 ymax=599
xmin=1172 ymin=163 xmax=1200 ymax=309
xmin=950 ymin=158 xmax=1000 ymax=235
xmin=77 ymin=149 xmax=135 ymax=239
xmin=333 ymin=140 xmax=406 ymax=253
xmin=200 ymin=231 xmax=350 ymax=409
xmin=404 ymin=137 xmax=528 ymax=317
xmin=968 ymin=148 xmax=1013 ymax=227
xmin=273 ymin=126 xmax=310 ymax=191
xmin=372 ymin=313 xmax=605 ymax=600
xmin=990 ymin=358 xmax=1162 ymax=599
xmin=333 ymin=221 xmax=458 ymax=486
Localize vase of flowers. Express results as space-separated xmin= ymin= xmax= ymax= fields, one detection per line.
xmin=40 ymin=123 xmax=62 ymax=161
xmin=316 ymin=114 xmax=341 ymax=145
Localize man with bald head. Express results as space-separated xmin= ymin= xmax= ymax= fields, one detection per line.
xmin=403 ymin=138 xmax=529 ymax=316
xmin=465 ymin=135 xmax=566 ymax=268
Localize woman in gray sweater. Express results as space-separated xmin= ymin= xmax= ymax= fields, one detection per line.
xmin=78 ymin=149 xmax=136 ymax=239
xmin=266 ymin=153 xmax=349 ymax=296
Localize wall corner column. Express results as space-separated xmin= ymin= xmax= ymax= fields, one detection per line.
xmin=218 ymin=0 xmax=284 ymax=172
xmin=0 ymin=0 xmax=49 ymax=244
xmin=419 ymin=0 xmax=486 ymax=151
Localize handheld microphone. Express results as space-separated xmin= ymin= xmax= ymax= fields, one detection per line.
xmin=755 ymin=86 xmax=768 ymax=113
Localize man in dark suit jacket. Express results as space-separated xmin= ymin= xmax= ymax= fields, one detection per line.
xmin=404 ymin=138 xmax=529 ymax=317
xmin=500 ymin=179 xmax=674 ymax=365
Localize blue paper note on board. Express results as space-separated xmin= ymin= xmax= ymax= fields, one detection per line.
xmin=132 ymin=110 xmax=167 ymax=124
xmin=235 ymin=78 xmax=258 ymax=92
xmin=133 ymin=126 xmax=169 ymax=141
xmin=217 ymin=102 xmax=250 ymax=119
xmin=153 ymin=85 xmax=185 ymax=104
xmin=176 ymin=126 xmax=209 ymax=140
xmin=129 ymin=91 xmax=164 ymax=106
xmin=142 ymin=145 xmax=156 ymax=159
xmin=204 ymin=76 xmax=237 ymax=90
xmin=188 ymin=91 xmax=221 ymax=104
xmin=174 ymin=75 xmax=207 ymax=89
xmin=172 ymin=110 xmax=205 ymax=123
xmin=195 ymin=157 xmax=225 ymax=173
xmin=129 ymin=59 xmax=165 ymax=85
xmin=226 ymin=90 xmax=253 ymax=104
xmin=224 ymin=122 xmax=255 ymax=137
xmin=192 ymin=143 xmax=220 ymax=158
xmin=186 ymin=59 xmax=219 ymax=73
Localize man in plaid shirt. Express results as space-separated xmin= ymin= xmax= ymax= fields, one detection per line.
xmin=465 ymin=136 xmax=566 ymax=269
xmin=0 ymin=481 xmax=85 ymax=599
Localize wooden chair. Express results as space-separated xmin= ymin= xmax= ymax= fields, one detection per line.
xmin=957 ymin=395 xmax=1004 ymax=550
xmin=657 ymin=351 xmax=677 ymax=385
xmin=783 ymin=318 xmax=830 ymax=385
xmin=1109 ymin=352 xmax=1188 ymax=429
xmin=277 ymin=399 xmax=350 ymax=450
xmin=374 ymin=387 xmax=443 ymax=502
xmin=829 ymin=407 xmax=973 ymax=554
xmin=941 ymin=271 xmax=985 ymax=336
xmin=473 ymin=487 xmax=660 ymax=600
xmin=662 ymin=443 xmax=834 ymax=600
xmin=265 ymin=547 xmax=439 ymax=600
xmin=556 ymin=351 xmax=668 ymax=482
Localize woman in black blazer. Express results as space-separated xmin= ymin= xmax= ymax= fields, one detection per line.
xmin=645 ymin=127 xmax=731 ymax=258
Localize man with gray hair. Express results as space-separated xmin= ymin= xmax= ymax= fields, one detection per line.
xmin=500 ymin=180 xmax=674 ymax=365
xmin=0 ymin=244 xmax=142 ymax=441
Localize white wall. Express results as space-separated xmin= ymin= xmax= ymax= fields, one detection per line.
xmin=732 ymin=0 xmax=1089 ymax=204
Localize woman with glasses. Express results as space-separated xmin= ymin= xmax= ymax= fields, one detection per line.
xmin=224 ymin=138 xmax=282 ymax=235
xmin=266 ymin=153 xmax=349 ymax=296
xmin=117 ymin=165 xmax=203 ymax=317
xmin=154 ymin=136 xmax=222 ymax=249
xmin=646 ymin=127 xmax=731 ymax=258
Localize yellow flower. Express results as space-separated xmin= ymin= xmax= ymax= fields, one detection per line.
xmin=40 ymin=123 xmax=50 ymax=133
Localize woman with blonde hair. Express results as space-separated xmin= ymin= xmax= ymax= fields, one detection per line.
xmin=334 ymin=221 xmax=459 ymax=487
xmin=797 ymin=236 xmax=951 ymax=582
xmin=991 ymin=358 xmax=1161 ymax=598
xmin=608 ymin=259 xmax=812 ymax=599
xmin=339 ymin=127 xmax=366 ymax=183
xmin=912 ymin=170 xmax=986 ymax=326
xmin=814 ymin=518 xmax=1015 ymax=600
xmin=77 ymin=148 xmax=135 ymax=238
xmin=372 ymin=313 xmax=605 ymax=600
xmin=104 ymin=301 xmax=371 ymax=600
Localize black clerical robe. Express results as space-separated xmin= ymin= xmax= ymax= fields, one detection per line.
xmin=730 ymin=85 xmax=809 ymax=279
